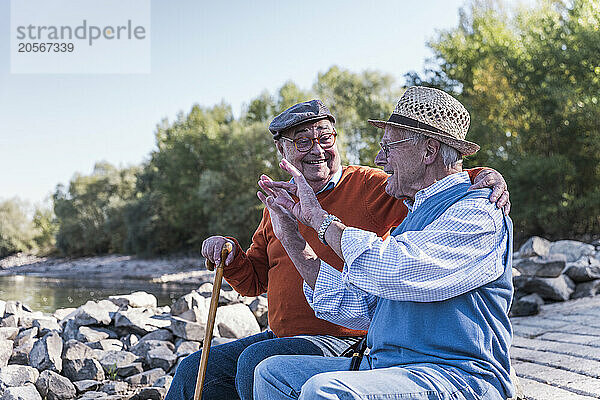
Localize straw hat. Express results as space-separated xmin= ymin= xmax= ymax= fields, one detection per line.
xmin=368 ymin=86 xmax=480 ymax=156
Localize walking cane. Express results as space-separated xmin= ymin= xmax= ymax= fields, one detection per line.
xmin=194 ymin=242 xmax=233 ymax=400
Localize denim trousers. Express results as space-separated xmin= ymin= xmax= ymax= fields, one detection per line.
xmin=165 ymin=330 xmax=358 ymax=400
xmin=253 ymin=355 xmax=504 ymax=400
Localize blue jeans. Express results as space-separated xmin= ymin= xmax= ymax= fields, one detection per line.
xmin=165 ymin=331 xmax=358 ymax=400
xmin=254 ymin=355 xmax=504 ymax=400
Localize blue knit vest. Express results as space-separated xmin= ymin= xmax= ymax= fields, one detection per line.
xmin=366 ymin=182 xmax=514 ymax=398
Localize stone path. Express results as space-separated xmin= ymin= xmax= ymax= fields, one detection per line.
xmin=511 ymin=296 xmax=600 ymax=399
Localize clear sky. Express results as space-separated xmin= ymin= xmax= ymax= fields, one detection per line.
xmin=0 ymin=0 xmax=529 ymax=206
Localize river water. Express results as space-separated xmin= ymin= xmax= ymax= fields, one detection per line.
xmin=0 ymin=275 xmax=201 ymax=313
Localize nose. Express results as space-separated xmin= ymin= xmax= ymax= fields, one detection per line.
xmin=309 ymin=139 xmax=326 ymax=155
xmin=375 ymin=148 xmax=386 ymax=166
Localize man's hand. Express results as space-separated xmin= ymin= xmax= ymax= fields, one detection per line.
xmin=259 ymin=159 xmax=328 ymax=231
xmin=257 ymin=175 xmax=300 ymax=242
xmin=257 ymin=172 xmax=321 ymax=288
xmin=201 ymin=236 xmax=236 ymax=267
xmin=469 ymin=168 xmax=511 ymax=215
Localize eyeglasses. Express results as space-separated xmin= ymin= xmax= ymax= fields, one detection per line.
xmin=379 ymin=138 xmax=413 ymax=158
xmin=280 ymin=132 xmax=337 ymax=152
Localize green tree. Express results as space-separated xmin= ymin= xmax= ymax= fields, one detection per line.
xmin=31 ymin=200 xmax=58 ymax=255
xmin=409 ymin=0 xmax=600 ymax=240
xmin=0 ymin=198 xmax=35 ymax=257
xmin=314 ymin=66 xmax=400 ymax=165
xmin=53 ymin=162 xmax=139 ymax=255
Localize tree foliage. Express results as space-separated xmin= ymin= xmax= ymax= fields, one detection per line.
xmin=20 ymin=5 xmax=599 ymax=258
xmin=53 ymin=162 xmax=139 ymax=255
xmin=409 ymin=0 xmax=600 ymax=240
xmin=0 ymin=198 xmax=35 ymax=258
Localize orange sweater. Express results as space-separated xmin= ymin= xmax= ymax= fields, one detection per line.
xmin=224 ymin=165 xmax=482 ymax=338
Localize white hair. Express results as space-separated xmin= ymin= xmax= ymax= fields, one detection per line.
xmin=394 ymin=128 xmax=461 ymax=168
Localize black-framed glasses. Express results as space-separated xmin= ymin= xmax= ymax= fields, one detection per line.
xmin=379 ymin=138 xmax=412 ymax=158
xmin=280 ymin=133 xmax=337 ymax=152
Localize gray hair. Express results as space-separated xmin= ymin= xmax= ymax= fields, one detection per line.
xmin=394 ymin=128 xmax=461 ymax=168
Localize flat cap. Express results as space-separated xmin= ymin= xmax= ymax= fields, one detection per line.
xmin=269 ymin=100 xmax=335 ymax=138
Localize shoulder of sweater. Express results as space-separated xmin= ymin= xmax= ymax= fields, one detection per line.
xmin=341 ymin=165 xmax=388 ymax=187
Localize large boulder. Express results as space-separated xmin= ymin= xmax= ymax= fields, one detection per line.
xmin=31 ymin=317 xmax=61 ymax=336
xmin=146 ymin=344 xmax=177 ymax=371
xmin=10 ymin=337 xmax=35 ymax=365
xmin=115 ymin=362 xmax=143 ymax=378
xmin=64 ymin=358 xmax=104 ymax=382
xmin=168 ymin=317 xmax=208 ymax=342
xmin=514 ymin=255 xmax=566 ymax=277
xmin=86 ymin=339 xmax=123 ymax=352
xmin=175 ymin=340 xmax=200 ymax=358
xmin=71 ymin=380 xmax=101 ymax=394
xmin=108 ymin=292 xmax=157 ymax=309
xmin=170 ymin=292 xmax=207 ymax=316
xmin=61 ymin=341 xmax=102 ymax=382
xmin=0 ymin=328 xmax=18 ymax=342
xmin=35 ymin=370 xmax=76 ymax=400
xmin=514 ymin=274 xmax=576 ymax=301
xmin=52 ymin=308 xmax=76 ymax=322
xmin=0 ymin=316 xmax=18 ymax=328
xmin=97 ymin=350 xmax=138 ymax=374
xmin=0 ymin=383 xmax=42 ymax=400
xmin=564 ymin=256 xmax=600 ymax=283
xmin=29 ymin=332 xmax=63 ymax=373
xmin=63 ymin=301 xmax=115 ymax=327
xmin=76 ymin=326 xmax=117 ymax=343
xmin=0 ymin=340 xmax=12 ymax=368
xmin=548 ymin=240 xmax=596 ymax=262
xmin=215 ymin=304 xmax=261 ymax=338
xmin=113 ymin=308 xmax=170 ymax=336
xmin=517 ymin=236 xmax=551 ymax=258
xmin=510 ymin=293 xmax=544 ymax=317
xmin=249 ymin=296 xmax=268 ymax=328
xmin=99 ymin=381 xmax=128 ymax=395
xmin=125 ymin=368 xmax=165 ymax=386
xmin=0 ymin=365 xmax=39 ymax=389
xmin=572 ymin=279 xmax=600 ymax=299
xmin=130 ymin=340 xmax=175 ymax=369
xmin=138 ymin=329 xmax=173 ymax=344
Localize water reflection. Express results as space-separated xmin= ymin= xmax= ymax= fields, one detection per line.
xmin=0 ymin=275 xmax=200 ymax=313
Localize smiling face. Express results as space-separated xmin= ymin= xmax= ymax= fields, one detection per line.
xmin=374 ymin=126 xmax=428 ymax=200
xmin=275 ymin=118 xmax=342 ymax=193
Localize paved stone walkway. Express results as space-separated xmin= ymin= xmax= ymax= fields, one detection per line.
xmin=511 ymin=296 xmax=600 ymax=399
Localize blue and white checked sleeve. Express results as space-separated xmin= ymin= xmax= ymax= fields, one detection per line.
xmin=340 ymin=197 xmax=507 ymax=303
xmin=303 ymin=261 xmax=377 ymax=330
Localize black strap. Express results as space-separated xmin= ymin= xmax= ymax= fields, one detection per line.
xmin=387 ymin=114 xmax=448 ymax=136
xmin=345 ymin=337 xmax=367 ymax=371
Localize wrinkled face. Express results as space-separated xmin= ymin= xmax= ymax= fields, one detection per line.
xmin=374 ymin=126 xmax=426 ymax=199
xmin=276 ymin=118 xmax=341 ymax=193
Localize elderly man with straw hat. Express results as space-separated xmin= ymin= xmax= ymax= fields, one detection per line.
xmin=255 ymin=86 xmax=514 ymax=400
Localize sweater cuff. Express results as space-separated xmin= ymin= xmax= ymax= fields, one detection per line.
xmin=223 ymin=237 xmax=244 ymax=272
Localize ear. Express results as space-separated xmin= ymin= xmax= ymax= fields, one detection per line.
xmin=423 ymin=139 xmax=440 ymax=165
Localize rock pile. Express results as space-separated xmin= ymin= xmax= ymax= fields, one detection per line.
xmin=511 ymin=237 xmax=600 ymax=316
xmin=0 ymin=285 xmax=267 ymax=399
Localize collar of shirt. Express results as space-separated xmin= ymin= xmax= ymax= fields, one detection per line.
xmin=403 ymin=171 xmax=470 ymax=212
xmin=290 ymin=166 xmax=343 ymax=195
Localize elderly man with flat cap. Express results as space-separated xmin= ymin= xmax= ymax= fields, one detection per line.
xmin=255 ymin=87 xmax=514 ymax=400
xmin=166 ymin=98 xmax=510 ymax=400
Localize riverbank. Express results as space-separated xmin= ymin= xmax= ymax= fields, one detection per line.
xmin=0 ymin=253 xmax=219 ymax=286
